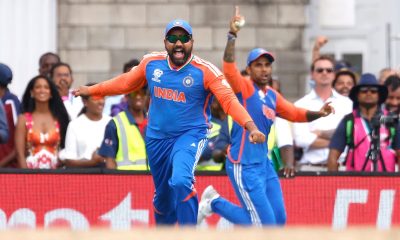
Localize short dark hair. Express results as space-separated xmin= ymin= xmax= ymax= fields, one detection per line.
xmin=123 ymin=59 xmax=140 ymax=73
xmin=311 ymin=55 xmax=335 ymax=72
xmin=384 ymin=75 xmax=400 ymax=92
xmin=78 ymin=83 xmax=98 ymax=116
xmin=332 ymin=70 xmax=357 ymax=88
xmin=39 ymin=52 xmax=60 ymax=66
xmin=49 ymin=62 xmax=73 ymax=79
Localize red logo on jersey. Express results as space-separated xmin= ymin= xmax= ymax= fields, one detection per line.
xmin=262 ymin=105 xmax=275 ymax=120
xmin=154 ymin=86 xmax=186 ymax=103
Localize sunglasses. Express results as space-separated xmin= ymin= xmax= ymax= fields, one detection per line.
xmin=359 ymin=87 xmax=379 ymax=94
xmin=166 ymin=34 xmax=192 ymax=44
xmin=315 ymin=68 xmax=334 ymax=74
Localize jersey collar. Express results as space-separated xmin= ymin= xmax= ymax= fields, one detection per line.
xmin=166 ymin=54 xmax=193 ymax=71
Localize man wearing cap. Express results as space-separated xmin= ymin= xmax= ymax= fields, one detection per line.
xmin=328 ymin=74 xmax=400 ymax=172
xmin=74 ymin=19 xmax=266 ymax=225
xmin=197 ymin=9 xmax=334 ymax=226
xmin=0 ymin=63 xmax=21 ymax=167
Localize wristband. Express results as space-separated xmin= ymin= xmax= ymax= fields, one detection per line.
xmin=227 ymin=32 xmax=237 ymax=41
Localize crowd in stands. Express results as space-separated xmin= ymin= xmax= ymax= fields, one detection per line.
xmin=0 ymin=34 xmax=400 ymax=173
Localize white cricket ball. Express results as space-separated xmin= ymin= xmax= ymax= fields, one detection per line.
xmin=234 ymin=18 xmax=245 ymax=28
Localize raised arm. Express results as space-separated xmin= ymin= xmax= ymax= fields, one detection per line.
xmin=312 ymin=36 xmax=328 ymax=63
xmin=222 ymin=6 xmax=247 ymax=94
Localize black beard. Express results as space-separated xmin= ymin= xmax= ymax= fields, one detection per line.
xmin=168 ymin=48 xmax=189 ymax=67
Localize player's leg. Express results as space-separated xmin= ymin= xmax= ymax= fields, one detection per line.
xmin=265 ymin=161 xmax=287 ymax=225
xmin=170 ymin=129 xmax=208 ymax=225
xmin=146 ymin=137 xmax=177 ymax=225
xmin=209 ymin=161 xmax=276 ymax=226
xmin=204 ymin=162 xmax=252 ymax=225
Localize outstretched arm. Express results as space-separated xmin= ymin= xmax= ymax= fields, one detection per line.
xmin=74 ymin=62 xmax=147 ymax=98
xmin=275 ymin=89 xmax=334 ymax=122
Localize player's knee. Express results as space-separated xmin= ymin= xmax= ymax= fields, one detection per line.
xmin=169 ymin=175 xmax=191 ymax=190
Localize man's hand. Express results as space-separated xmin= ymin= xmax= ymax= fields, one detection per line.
xmin=245 ymin=121 xmax=265 ymax=143
xmin=319 ymin=101 xmax=335 ymax=117
xmin=72 ymin=86 xmax=90 ymax=97
xmin=283 ymin=165 xmax=295 ymax=178
xmin=314 ymin=36 xmax=328 ymax=50
xmin=230 ymin=6 xmax=245 ymax=34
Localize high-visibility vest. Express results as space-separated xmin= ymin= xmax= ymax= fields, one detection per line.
xmin=196 ymin=116 xmax=233 ymax=171
xmin=114 ymin=111 xmax=148 ymax=170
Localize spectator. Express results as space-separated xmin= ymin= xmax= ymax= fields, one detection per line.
xmin=15 ymin=75 xmax=69 ymax=169
xmin=104 ymin=58 xmax=141 ymax=116
xmin=50 ymin=62 xmax=83 ymax=120
xmin=38 ymin=52 xmax=60 ymax=77
xmin=378 ymin=68 xmax=397 ymax=85
xmin=293 ymin=56 xmax=352 ymax=171
xmin=0 ymin=63 xmax=21 ymax=167
xmin=266 ymin=77 xmax=295 ymax=177
xmin=197 ymin=99 xmax=231 ymax=171
xmin=383 ymin=75 xmax=400 ymax=114
xmin=99 ymin=87 xmax=148 ymax=170
xmin=59 ymin=83 xmax=111 ymax=168
xmin=328 ymin=73 xmax=400 ymax=172
xmin=0 ymin=102 xmax=8 ymax=143
xmin=332 ymin=69 xmax=357 ymax=97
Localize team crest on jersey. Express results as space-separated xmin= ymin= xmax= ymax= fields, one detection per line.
xmin=182 ymin=75 xmax=194 ymax=87
xmin=152 ymin=69 xmax=163 ymax=83
xmin=262 ymin=105 xmax=275 ymax=120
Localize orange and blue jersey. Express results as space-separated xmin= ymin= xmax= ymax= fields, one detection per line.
xmin=88 ymin=52 xmax=253 ymax=139
xmin=207 ymin=61 xmax=310 ymax=226
xmin=223 ymin=61 xmax=308 ymax=165
xmin=88 ymin=52 xmax=256 ymax=225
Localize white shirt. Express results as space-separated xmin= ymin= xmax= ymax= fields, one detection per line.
xmin=293 ymin=89 xmax=352 ymax=164
xmin=275 ymin=117 xmax=293 ymax=148
xmin=63 ymin=91 xmax=84 ymax=120
xmin=59 ymin=114 xmax=111 ymax=161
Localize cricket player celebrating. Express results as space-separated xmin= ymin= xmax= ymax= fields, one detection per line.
xmin=74 ymin=19 xmax=265 ymax=225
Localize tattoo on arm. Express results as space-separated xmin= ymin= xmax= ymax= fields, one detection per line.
xmin=224 ymin=40 xmax=236 ymax=63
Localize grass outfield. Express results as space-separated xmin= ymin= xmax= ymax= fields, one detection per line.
xmin=0 ymin=227 xmax=399 ymax=240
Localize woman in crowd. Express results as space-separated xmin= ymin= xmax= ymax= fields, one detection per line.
xmin=59 ymin=83 xmax=110 ymax=168
xmin=15 ymin=75 xmax=69 ymax=169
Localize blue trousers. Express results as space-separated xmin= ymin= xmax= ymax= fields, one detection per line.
xmin=146 ymin=129 xmax=208 ymax=225
xmin=211 ymin=160 xmax=286 ymax=226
